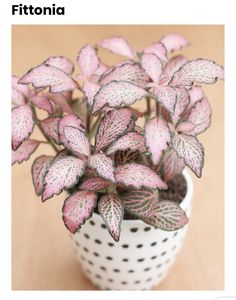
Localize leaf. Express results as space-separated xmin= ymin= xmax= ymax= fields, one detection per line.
xmin=12 ymin=75 xmax=29 ymax=105
xmin=99 ymin=36 xmax=135 ymax=59
xmin=115 ymin=149 xmax=140 ymax=166
xmin=98 ymin=193 xmax=124 ymax=242
xmin=92 ymin=80 xmax=148 ymax=113
xmin=95 ymin=108 xmax=133 ymax=151
xmin=40 ymin=117 xmax=61 ymax=144
xmin=160 ymin=33 xmax=189 ymax=52
xmin=153 ymin=85 xmax=177 ymax=113
xmin=31 ymin=155 xmax=54 ymax=195
xmin=188 ymin=85 xmax=204 ymax=105
xmin=42 ymin=156 xmax=85 ymax=201
xmin=171 ymin=133 xmax=204 ymax=177
xmin=122 ymin=189 xmax=159 ymax=218
xmin=82 ymin=81 xmax=100 ymax=107
xmin=79 ymin=177 xmax=110 ymax=191
xmin=144 ymin=117 xmax=171 ymax=165
xmin=12 ymin=140 xmax=39 ymax=165
xmin=106 ymin=132 xmax=146 ymax=155
xmin=170 ymin=59 xmax=224 ymax=87
xmin=77 ymin=44 xmax=99 ymax=78
xmin=19 ymin=64 xmax=78 ymax=93
xmin=63 ymin=126 xmax=90 ymax=158
xmin=45 ymin=92 xmax=73 ymax=114
xmin=142 ymin=200 xmax=188 ymax=231
xmin=143 ymin=42 xmax=168 ymax=62
xmin=164 ymin=55 xmax=188 ymax=78
xmin=30 ymin=95 xmax=54 ymax=114
xmin=99 ymin=62 xmax=149 ymax=88
xmin=43 ymin=56 xmax=74 ymax=74
xmin=62 ymin=190 xmax=97 ymax=233
xmin=184 ymin=97 xmax=212 ymax=135
xmin=12 ymin=104 xmax=35 ymax=150
xmin=171 ymin=88 xmax=190 ymax=125
xmin=141 ymin=53 xmax=162 ymax=83
xmin=88 ymin=154 xmax=116 ymax=183
xmin=176 ymin=121 xmax=196 ymax=133
xmin=115 ymin=163 xmax=167 ymax=189
xmin=162 ymin=149 xmax=185 ymax=182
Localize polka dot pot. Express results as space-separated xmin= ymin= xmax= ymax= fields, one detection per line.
xmin=72 ymin=170 xmax=193 ymax=290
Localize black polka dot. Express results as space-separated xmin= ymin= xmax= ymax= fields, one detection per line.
xmin=108 ymin=278 xmax=113 ymax=282
xmin=94 ymin=239 xmax=102 ymax=244
xmin=161 ymin=251 xmax=167 ymax=256
xmin=144 ymin=227 xmax=151 ymax=232
xmin=173 ymin=232 xmax=178 ymax=237
xmin=101 ymin=224 xmax=106 ymax=229
xmin=150 ymin=242 xmax=157 ymax=246
xmin=121 ymin=281 xmax=127 ymax=285
xmin=122 ymin=258 xmax=129 ymax=262
xmin=108 ymin=242 xmax=114 ymax=247
xmin=134 ymin=280 xmax=140 ymax=284
xmin=95 ymin=274 xmax=101 ymax=279
xmin=137 ymin=258 xmax=145 ymax=262
xmin=156 ymin=263 xmax=162 ymax=268
xmin=93 ymin=252 xmax=99 ymax=257
xmin=162 ymin=237 xmax=168 ymax=243
xmin=75 ymin=241 xmax=80 ymax=247
xmin=128 ymin=269 xmax=134 ymax=273
xmin=113 ymin=269 xmax=120 ymax=273
xmin=83 ymin=247 xmax=89 ymax=253
xmin=100 ymin=266 xmax=106 ymax=271
xmin=146 ymin=277 xmax=152 ymax=282
xmin=165 ymin=259 xmax=170 ymax=264
xmin=84 ymin=233 xmax=90 ymax=239
xmin=130 ymin=228 xmax=138 ymax=233
xmin=106 ymin=256 xmax=113 ymax=260
xmin=151 ymin=255 xmax=157 ymax=260
xmin=88 ymin=260 xmax=93 ymax=265
xmin=85 ymin=268 xmax=91 ymax=274
xmin=80 ymin=255 xmax=85 ymax=261
xmin=122 ymin=244 xmax=129 ymax=248
xmin=136 ymin=244 xmax=143 ymax=248
xmin=89 ymin=220 xmax=95 ymax=226
xmin=144 ymin=267 xmax=151 ymax=272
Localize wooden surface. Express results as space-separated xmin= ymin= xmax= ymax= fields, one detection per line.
xmin=12 ymin=25 xmax=224 ymax=290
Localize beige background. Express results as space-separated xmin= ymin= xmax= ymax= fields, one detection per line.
xmin=12 ymin=25 xmax=224 ymax=290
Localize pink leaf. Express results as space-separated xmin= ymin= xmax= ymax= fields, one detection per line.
xmin=12 ymin=104 xmax=35 ymax=150
xmin=176 ymin=121 xmax=196 ymax=133
xmin=77 ymin=44 xmax=99 ymax=78
xmin=141 ymin=53 xmax=162 ymax=83
xmin=142 ymin=200 xmax=188 ymax=231
xmin=42 ymin=156 xmax=85 ymax=201
xmin=98 ymin=193 xmax=124 ymax=242
xmin=162 ymin=149 xmax=185 ymax=182
xmin=95 ymin=108 xmax=134 ymax=151
xmin=88 ymin=154 xmax=116 ymax=183
xmin=19 ymin=64 xmax=78 ymax=93
xmin=94 ymin=61 xmax=109 ymax=77
xmin=164 ymin=55 xmax=188 ymax=78
xmin=171 ymin=133 xmax=204 ymax=177
xmin=32 ymin=155 xmax=54 ymax=195
xmin=40 ymin=117 xmax=61 ymax=144
xmin=99 ymin=62 xmax=149 ymax=88
xmin=122 ymin=189 xmax=159 ymax=218
xmin=188 ymin=85 xmax=204 ymax=105
xmin=184 ymin=97 xmax=212 ymax=135
xmin=170 ymin=59 xmax=224 ymax=87
xmin=160 ymin=33 xmax=189 ymax=52
xmin=43 ymin=56 xmax=74 ymax=74
xmin=143 ymin=42 xmax=167 ymax=62
xmin=144 ymin=117 xmax=171 ymax=165
xmin=92 ymin=80 xmax=148 ymax=114
xmin=82 ymin=81 xmax=100 ymax=107
xmin=106 ymin=132 xmax=146 ymax=155
xmin=63 ymin=126 xmax=90 ymax=158
xmin=99 ymin=36 xmax=135 ymax=59
xmin=31 ymin=95 xmax=53 ymax=114
xmin=62 ymin=191 xmax=97 ymax=233
xmin=115 ymin=149 xmax=139 ymax=166
xmin=115 ymin=163 xmax=167 ymax=189
xmin=12 ymin=75 xmax=30 ymax=105
xmin=12 ymin=139 xmax=39 ymax=165
xmin=45 ymin=92 xmax=73 ymax=114
xmin=171 ymin=88 xmax=190 ymax=125
xmin=153 ymin=85 xmax=177 ymax=113
xmin=79 ymin=177 xmax=110 ymax=191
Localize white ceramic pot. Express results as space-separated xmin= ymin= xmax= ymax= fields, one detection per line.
xmin=72 ymin=169 xmax=193 ymax=290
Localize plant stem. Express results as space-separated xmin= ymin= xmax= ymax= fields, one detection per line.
xmin=156 ymin=101 xmax=160 ymax=116
xmin=146 ymin=97 xmax=151 ymax=116
xmin=89 ymin=113 xmax=103 ymax=138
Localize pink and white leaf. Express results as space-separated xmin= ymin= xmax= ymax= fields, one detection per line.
xmin=19 ymin=64 xmax=78 ymax=93
xmin=31 ymin=95 xmax=53 ymax=114
xmin=62 ymin=191 xmax=97 ymax=233
xmin=12 ymin=139 xmax=39 ymax=165
xmin=99 ymin=36 xmax=135 ymax=59
xmin=162 ymin=149 xmax=185 ymax=182
xmin=43 ymin=56 xmax=74 ymax=75
xmin=144 ymin=117 xmax=171 ymax=165
xmin=153 ymin=85 xmax=177 ymax=113
xmin=77 ymin=44 xmax=99 ymax=78
xmin=98 ymin=193 xmax=124 ymax=242
xmin=12 ymin=104 xmax=35 ymax=150
xmin=188 ymin=85 xmax=205 ymax=105
xmin=171 ymin=88 xmax=190 ymax=125
xmin=42 ymin=156 xmax=85 ymax=201
xmin=88 ymin=154 xmax=116 ymax=183
xmin=82 ymin=81 xmax=100 ymax=107
xmin=141 ymin=53 xmax=162 ymax=83
xmin=143 ymin=42 xmax=167 ymax=62
xmin=63 ymin=126 xmax=90 ymax=158
xmin=106 ymin=132 xmax=146 ymax=155
xmin=171 ymin=133 xmax=204 ymax=177
xmin=79 ymin=177 xmax=110 ymax=191
xmin=94 ymin=61 xmax=109 ymax=77
xmin=142 ymin=200 xmax=188 ymax=231
xmin=115 ymin=163 xmax=167 ymax=190
xmin=164 ymin=55 xmax=188 ymax=78
xmin=45 ymin=92 xmax=73 ymax=114
xmin=170 ymin=59 xmax=224 ymax=87
xmin=176 ymin=121 xmax=196 ymax=133
xmin=95 ymin=108 xmax=133 ymax=151
xmin=115 ymin=149 xmax=140 ymax=166
xmin=160 ymin=33 xmax=189 ymax=53
xmin=12 ymin=75 xmax=30 ymax=105
xmin=122 ymin=189 xmax=159 ymax=218
xmin=40 ymin=117 xmax=61 ymax=144
xmin=92 ymin=81 xmax=148 ymax=113
xmin=32 ymin=155 xmax=54 ymax=195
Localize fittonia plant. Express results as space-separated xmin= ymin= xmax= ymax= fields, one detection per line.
xmin=12 ymin=33 xmax=224 ymax=241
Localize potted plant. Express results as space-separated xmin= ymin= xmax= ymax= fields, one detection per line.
xmin=12 ymin=33 xmax=224 ymax=290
